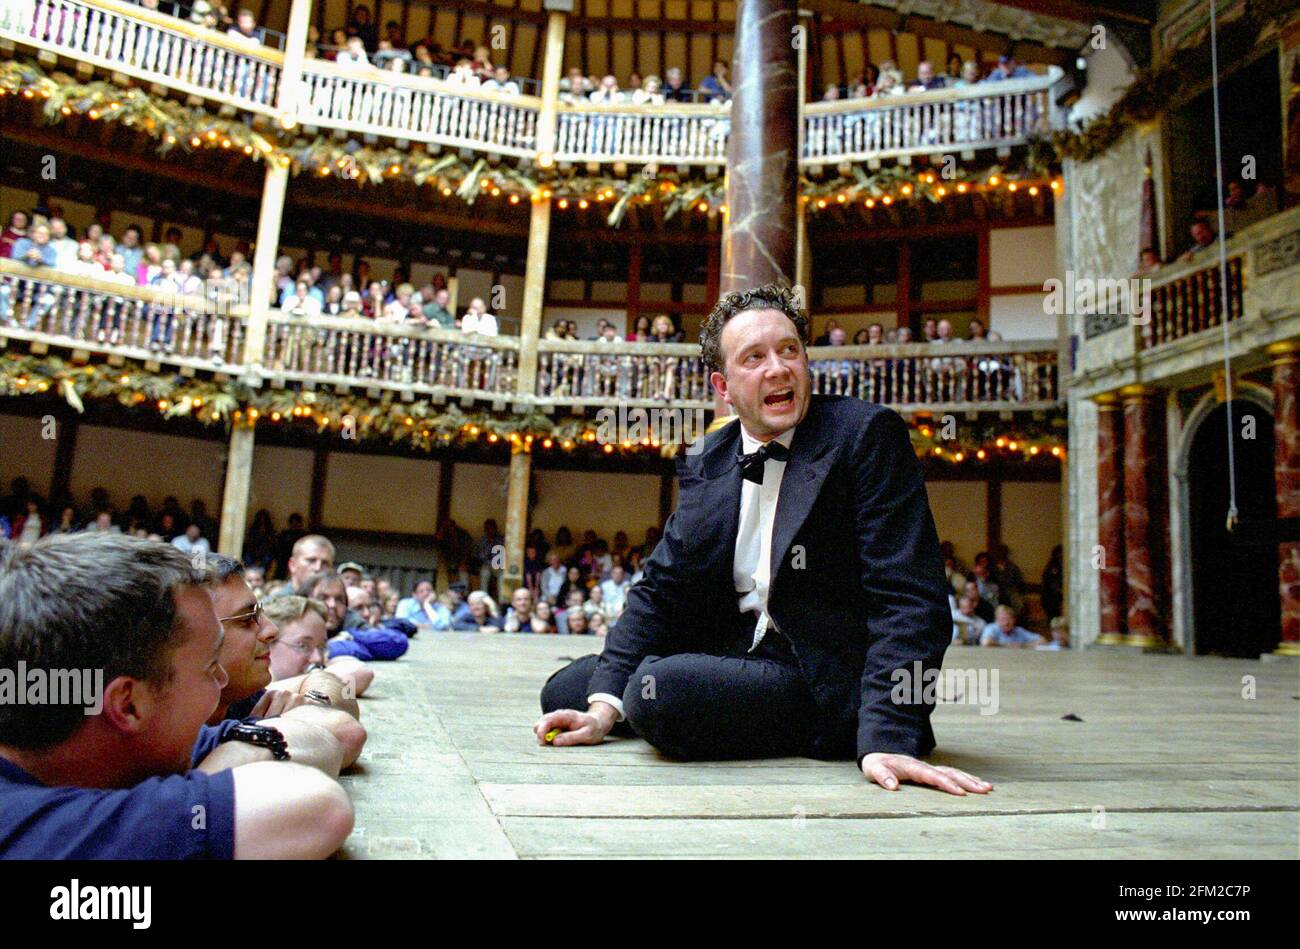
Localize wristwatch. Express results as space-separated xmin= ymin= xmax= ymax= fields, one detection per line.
xmin=219 ymin=722 xmax=291 ymax=760
xmin=303 ymin=689 xmax=332 ymax=707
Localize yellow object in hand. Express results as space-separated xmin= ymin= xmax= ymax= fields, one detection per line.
xmin=545 ymin=727 xmax=562 ymax=743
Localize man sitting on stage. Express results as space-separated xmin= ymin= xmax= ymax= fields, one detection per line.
xmin=535 ymin=285 xmax=991 ymax=796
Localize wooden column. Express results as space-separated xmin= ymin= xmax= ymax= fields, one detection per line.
xmin=48 ymin=410 xmax=79 ymax=503
xmin=1095 ymin=393 xmax=1126 ymax=645
xmin=277 ymin=0 xmax=314 ymax=115
xmin=502 ymin=446 xmax=532 ymax=596
xmin=244 ymin=161 xmax=290 ymax=365
xmin=627 ymin=243 xmax=642 ymax=331
xmin=307 ymin=447 xmax=328 ymax=530
xmin=533 ymin=7 xmax=567 ymax=166
xmin=217 ymin=420 xmax=256 ymax=558
xmin=1268 ymin=340 xmax=1300 ymax=656
xmin=516 ymin=196 xmax=551 ymax=396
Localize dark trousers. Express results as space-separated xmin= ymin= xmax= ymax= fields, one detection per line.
xmin=540 ymin=630 xmax=822 ymax=761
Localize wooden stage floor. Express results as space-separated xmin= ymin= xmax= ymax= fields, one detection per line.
xmin=337 ymin=633 xmax=1300 ymax=859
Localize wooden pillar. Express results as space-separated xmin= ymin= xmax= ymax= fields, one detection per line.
xmin=502 ymin=446 xmax=532 ymax=595
xmin=1120 ymin=384 xmax=1169 ymax=648
xmin=1268 ymin=340 xmax=1300 ymax=655
xmin=986 ymin=477 xmax=1002 ymax=552
xmin=277 ymin=0 xmax=314 ymax=115
xmin=307 ymin=447 xmax=328 ymax=530
xmin=533 ymin=7 xmax=567 ymax=167
xmin=516 ymin=197 xmax=551 ymax=396
xmin=244 ymin=161 xmax=290 ymax=365
xmin=48 ymin=410 xmax=79 ymax=503
xmin=1095 ymin=393 xmax=1126 ymax=645
xmin=627 ymin=243 xmax=642 ymax=331
xmin=217 ymin=420 xmax=256 ymax=558
xmin=659 ymin=469 xmax=674 ymax=528
xmin=721 ymin=0 xmax=799 ymax=294
xmin=435 ymin=458 xmax=455 ymax=529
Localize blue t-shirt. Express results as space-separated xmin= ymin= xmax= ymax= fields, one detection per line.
xmin=0 ymin=755 xmax=236 ymax=859
xmin=980 ymin=623 xmax=1044 ymax=647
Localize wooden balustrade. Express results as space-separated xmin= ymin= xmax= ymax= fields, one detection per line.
xmin=0 ymin=260 xmax=246 ymax=365
xmin=2 ymin=0 xmax=1063 ymax=165
xmin=263 ymin=313 xmax=521 ymax=398
xmin=6 ymin=0 xmax=283 ymax=114
xmin=2 ymin=264 xmax=1060 ymax=413
xmin=1142 ymin=255 xmax=1245 ymax=349
xmin=297 ymin=60 xmax=540 ymax=156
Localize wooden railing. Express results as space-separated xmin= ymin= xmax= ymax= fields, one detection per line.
xmin=805 ymin=341 xmax=1059 ymax=410
xmin=554 ymin=102 xmax=731 ymax=166
xmin=1142 ymin=255 xmax=1245 ymax=349
xmin=802 ymin=69 xmax=1061 ymax=164
xmin=263 ymin=313 xmax=520 ymax=398
xmin=0 ymin=260 xmax=247 ymax=365
xmin=2 ymin=0 xmax=1063 ymax=165
xmin=2 ymin=264 xmax=1061 ymax=413
xmin=4 ymin=0 xmax=283 ymax=115
xmin=297 ymin=59 xmax=539 ymax=157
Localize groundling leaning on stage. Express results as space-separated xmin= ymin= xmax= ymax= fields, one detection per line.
xmin=535 ymin=284 xmax=992 ymax=796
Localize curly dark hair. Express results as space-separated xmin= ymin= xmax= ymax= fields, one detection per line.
xmin=699 ymin=284 xmax=808 ymax=374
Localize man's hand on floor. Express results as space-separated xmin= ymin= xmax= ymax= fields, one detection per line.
xmin=861 ymin=752 xmax=992 ymax=796
xmin=534 ymin=704 xmax=616 ymax=746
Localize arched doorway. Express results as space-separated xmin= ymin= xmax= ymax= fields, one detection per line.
xmin=1187 ymin=399 xmax=1279 ymax=657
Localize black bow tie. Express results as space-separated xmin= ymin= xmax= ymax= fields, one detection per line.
xmin=736 ymin=440 xmax=791 ymax=484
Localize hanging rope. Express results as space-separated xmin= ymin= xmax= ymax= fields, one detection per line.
xmin=1207 ymin=0 xmax=1240 ymax=533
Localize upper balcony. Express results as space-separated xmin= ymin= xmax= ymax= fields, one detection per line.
xmin=2 ymin=0 xmax=1065 ymax=169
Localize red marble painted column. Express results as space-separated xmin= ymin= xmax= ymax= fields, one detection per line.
xmin=1268 ymin=341 xmax=1300 ymax=656
xmin=1121 ymin=384 xmax=1169 ymax=647
xmin=720 ymin=0 xmax=799 ymax=293
xmin=1095 ymin=393 xmax=1127 ymax=644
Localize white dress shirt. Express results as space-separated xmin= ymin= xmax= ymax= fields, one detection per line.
xmin=587 ymin=422 xmax=797 ymax=718
xmin=734 ymin=424 xmax=795 ymax=651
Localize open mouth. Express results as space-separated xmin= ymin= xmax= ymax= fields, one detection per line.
xmin=764 ymin=388 xmax=794 ymax=407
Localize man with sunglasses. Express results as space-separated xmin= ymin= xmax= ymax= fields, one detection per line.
xmin=202 ymin=556 xmax=366 ymax=771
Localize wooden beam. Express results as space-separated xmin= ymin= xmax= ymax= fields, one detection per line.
xmin=308 ymin=446 xmax=329 ymax=531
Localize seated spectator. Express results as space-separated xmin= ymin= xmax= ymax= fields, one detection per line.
xmin=446 ymin=59 xmax=481 ymax=87
xmin=871 ymin=67 xmax=904 ymax=97
xmin=589 ymin=74 xmax=624 ymax=104
xmin=283 ymin=278 xmax=323 ymax=317
xmin=1136 ymin=247 xmax=1162 ymax=275
xmin=562 ymin=605 xmax=590 ymax=635
xmin=334 ymin=587 xmax=411 ymax=661
xmin=267 ymin=533 xmax=335 ymax=597
xmin=531 ymin=600 xmax=555 ymax=635
xmin=560 ymin=66 xmax=592 ymax=103
xmin=584 ymin=584 xmax=613 ymax=621
xmin=396 ymin=579 xmax=451 ymax=628
xmin=482 ymin=65 xmax=520 ymax=94
xmin=1178 ymin=221 xmax=1217 ymax=263
xmin=663 ymin=66 xmax=692 ymax=102
xmin=47 ymin=217 xmax=79 ymax=271
xmin=453 ymin=590 xmax=502 ymax=631
xmin=0 ymin=211 xmax=27 ymax=258
xmin=1036 ymin=617 xmax=1070 ymax=651
xmin=980 ymin=605 xmax=1044 ymax=648
xmin=0 ymin=533 xmax=353 ymax=859
xmin=951 ymin=593 xmax=983 ymax=645
xmin=422 ymin=287 xmax=455 ymax=328
xmin=983 ymin=55 xmax=1031 ymax=82
xmin=599 ymin=565 xmax=631 ymax=617
xmin=8 ymin=221 xmax=56 ymax=268
xmin=964 ymin=579 xmax=996 ymax=624
xmin=909 ymin=60 xmax=946 ymax=91
xmin=632 ymin=75 xmax=665 ymax=105
xmin=952 ymin=60 xmax=981 ymax=88
xmin=822 ymin=83 xmax=841 ymax=102
xmin=226 ymin=8 xmax=262 ymax=46
xmin=305 ymin=572 xmax=364 ymax=643
xmin=990 ymin=542 xmax=1026 ymax=614
xmin=171 ymin=522 xmax=211 ymax=559
xmin=697 ymin=61 xmax=732 ymax=102
xmin=589 ymin=610 xmax=609 ymax=636
xmin=502 ymin=586 xmax=537 ymax=633
xmin=461 ymin=297 xmax=498 ymax=336
xmin=336 ymin=35 xmax=370 ymax=67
